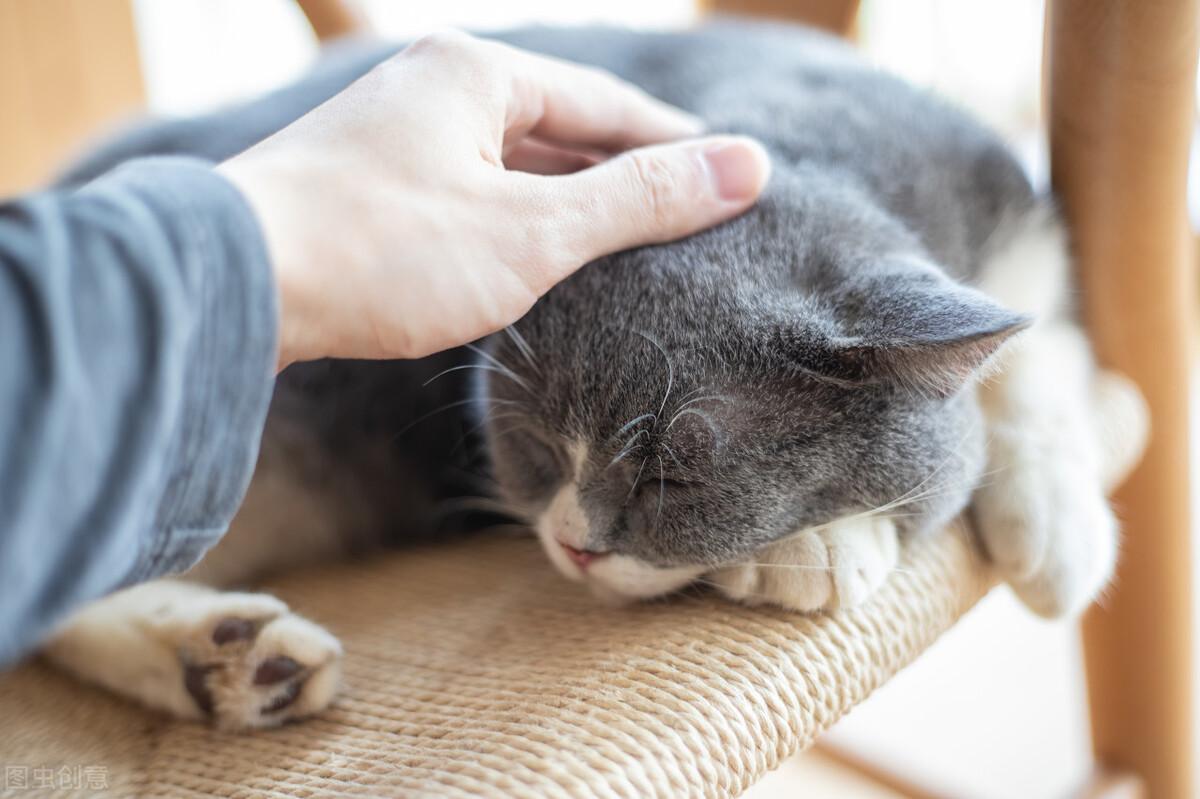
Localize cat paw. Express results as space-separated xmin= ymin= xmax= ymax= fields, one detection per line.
xmin=708 ymin=515 xmax=898 ymax=612
xmin=1091 ymin=369 xmax=1149 ymax=492
xmin=165 ymin=593 xmax=342 ymax=730
xmin=973 ymin=431 xmax=1117 ymax=618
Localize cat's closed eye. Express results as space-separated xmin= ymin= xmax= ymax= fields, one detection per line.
xmin=632 ymin=476 xmax=693 ymax=496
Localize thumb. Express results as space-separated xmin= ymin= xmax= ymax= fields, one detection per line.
xmin=552 ymin=135 xmax=771 ymax=263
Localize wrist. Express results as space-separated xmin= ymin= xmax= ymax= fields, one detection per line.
xmin=217 ymin=157 xmax=317 ymax=370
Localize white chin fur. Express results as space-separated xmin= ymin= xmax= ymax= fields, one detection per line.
xmin=534 ymin=489 xmax=703 ymax=601
xmin=584 ymin=555 xmax=705 ymax=601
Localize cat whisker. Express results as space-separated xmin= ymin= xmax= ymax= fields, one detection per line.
xmin=973 ymin=463 xmax=1017 ymax=481
xmin=608 ymin=446 xmax=639 ymax=470
xmin=822 ymin=417 xmax=986 ymax=522
xmin=608 ymin=429 xmax=651 ymax=468
xmin=665 ymin=407 xmax=721 ymax=439
xmin=766 ymin=455 xmax=983 ymax=548
xmin=633 ymin=330 xmax=675 ymax=421
xmin=669 ymin=394 xmax=732 ymax=419
xmin=706 ymin=563 xmax=920 ymax=576
xmin=422 ymin=363 xmax=533 ymax=390
xmin=690 ymin=565 xmax=919 ymax=602
xmin=654 ymin=454 xmax=666 ymax=530
xmin=451 ymin=411 xmax=531 ymax=455
xmin=626 ymin=456 xmax=650 ymax=501
xmin=872 ymin=456 xmax=970 ymax=515
xmin=766 ymin=488 xmax=955 ymax=549
xmin=393 ymin=398 xmax=524 ymax=439
xmin=661 ymin=442 xmax=684 ymax=469
xmin=503 ymin=325 xmax=541 ymax=375
xmin=489 ymin=423 xmax=538 ymax=443
xmin=613 ymin=412 xmax=657 ymax=439
xmin=433 ymin=495 xmax=530 ymax=522
xmin=874 ymin=466 xmax=999 ymax=513
xmin=464 ymin=343 xmax=533 ymax=394
xmin=770 ymin=509 xmax=910 ymax=544
xmin=673 ymin=386 xmax=709 ymax=405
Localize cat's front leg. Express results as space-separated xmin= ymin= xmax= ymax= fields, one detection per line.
xmin=708 ymin=515 xmax=899 ymax=612
xmin=44 ymin=580 xmax=342 ymax=730
xmin=972 ymin=323 xmax=1148 ymax=617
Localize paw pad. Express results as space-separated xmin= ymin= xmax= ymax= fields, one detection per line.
xmin=254 ymin=655 xmax=303 ymax=685
xmin=176 ymin=599 xmax=342 ymax=730
xmin=211 ymin=617 xmax=260 ymax=645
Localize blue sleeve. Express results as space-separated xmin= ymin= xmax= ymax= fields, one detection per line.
xmin=0 ymin=157 xmax=278 ymax=665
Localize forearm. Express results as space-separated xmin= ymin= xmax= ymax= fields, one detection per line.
xmin=0 ymin=158 xmax=277 ymax=664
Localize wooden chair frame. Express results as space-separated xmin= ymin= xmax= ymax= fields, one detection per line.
xmin=1051 ymin=2 xmax=1197 ymax=797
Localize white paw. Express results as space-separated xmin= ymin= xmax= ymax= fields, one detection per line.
xmin=708 ymin=515 xmax=899 ymax=612
xmin=1091 ymin=369 xmax=1149 ymax=492
xmin=157 ymin=592 xmax=343 ymax=730
xmin=973 ymin=429 xmax=1117 ymax=618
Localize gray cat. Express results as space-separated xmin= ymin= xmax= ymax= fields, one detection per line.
xmin=44 ymin=22 xmax=1145 ymax=730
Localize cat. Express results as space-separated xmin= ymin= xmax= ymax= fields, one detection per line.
xmin=41 ymin=21 xmax=1146 ymax=730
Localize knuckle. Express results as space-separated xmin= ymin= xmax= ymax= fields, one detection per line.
xmin=580 ymin=63 xmax=620 ymax=87
xmin=401 ymin=30 xmax=505 ymax=95
xmin=412 ymin=28 xmax=468 ymax=51
xmin=628 ymin=151 xmax=681 ymax=232
xmin=406 ymin=29 xmax=475 ymax=59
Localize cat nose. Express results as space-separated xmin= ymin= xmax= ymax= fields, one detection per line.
xmin=560 ymin=541 xmax=608 ymax=571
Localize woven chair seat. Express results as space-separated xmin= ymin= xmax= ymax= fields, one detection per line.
xmin=0 ymin=524 xmax=992 ymax=798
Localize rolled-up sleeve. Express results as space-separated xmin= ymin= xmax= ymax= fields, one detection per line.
xmin=0 ymin=157 xmax=278 ymax=664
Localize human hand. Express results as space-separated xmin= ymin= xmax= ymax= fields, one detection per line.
xmin=219 ymin=31 xmax=771 ymax=368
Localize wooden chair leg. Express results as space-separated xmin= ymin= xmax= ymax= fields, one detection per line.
xmin=703 ymin=0 xmax=861 ymax=37
xmin=1047 ymin=2 xmax=1198 ymax=797
xmin=0 ymin=0 xmax=144 ymax=196
xmin=295 ymin=0 xmax=367 ymax=42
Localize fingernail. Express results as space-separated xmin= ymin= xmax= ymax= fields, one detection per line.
xmin=703 ymin=138 xmax=770 ymax=202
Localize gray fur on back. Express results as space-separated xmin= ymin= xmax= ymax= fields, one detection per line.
xmin=64 ymin=21 xmax=1037 ymax=571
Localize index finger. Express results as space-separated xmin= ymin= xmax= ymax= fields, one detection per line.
xmin=497 ymin=41 xmax=706 ymax=152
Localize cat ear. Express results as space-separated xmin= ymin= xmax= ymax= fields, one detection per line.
xmin=774 ymin=267 xmax=1031 ymax=398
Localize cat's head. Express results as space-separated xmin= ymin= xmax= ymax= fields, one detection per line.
xmin=481 ymin=187 xmax=1027 ymax=601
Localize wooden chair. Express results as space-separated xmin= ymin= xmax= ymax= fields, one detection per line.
xmin=0 ymin=0 xmax=144 ymax=197
xmin=0 ymin=1 xmax=1193 ymax=796
xmin=295 ymin=0 xmax=366 ymax=42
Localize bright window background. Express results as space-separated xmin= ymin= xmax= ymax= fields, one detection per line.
xmin=132 ymin=0 xmax=1044 ymax=132
xmin=128 ymin=3 xmax=1192 ymax=797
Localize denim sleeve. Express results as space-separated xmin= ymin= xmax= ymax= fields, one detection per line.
xmin=0 ymin=157 xmax=278 ymax=665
